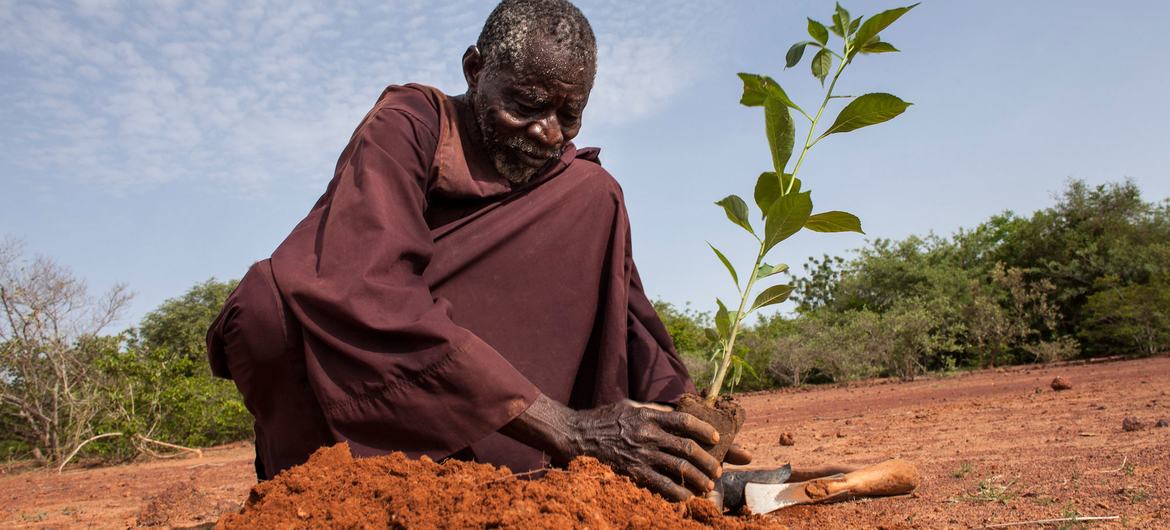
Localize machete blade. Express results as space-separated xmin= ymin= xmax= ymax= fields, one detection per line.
xmin=744 ymin=473 xmax=847 ymax=515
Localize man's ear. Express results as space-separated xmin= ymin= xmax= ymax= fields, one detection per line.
xmin=462 ymin=45 xmax=483 ymax=91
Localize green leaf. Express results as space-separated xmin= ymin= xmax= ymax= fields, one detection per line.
xmin=754 ymin=172 xmax=780 ymax=218
xmin=731 ymin=354 xmax=760 ymax=382
xmin=849 ymin=3 xmax=918 ymax=59
xmin=785 ymin=41 xmax=815 ymax=68
xmin=860 ymin=41 xmax=899 ymax=54
xmin=763 ymin=191 xmax=813 ymax=254
xmin=805 ymin=211 xmax=865 ymax=233
xmin=715 ymin=298 xmax=731 ymax=339
xmin=757 ymin=263 xmax=789 ymax=279
xmin=811 ymin=48 xmax=832 ymax=85
xmin=807 ymin=18 xmax=829 ymax=46
xmin=848 ymin=16 xmax=862 ymax=35
xmin=818 ymin=92 xmax=911 ymax=140
xmin=708 ymin=242 xmax=740 ymax=289
xmin=764 ymin=98 xmax=795 ymax=175
xmin=736 ymin=73 xmax=799 ymax=110
xmin=831 ymin=3 xmax=851 ymax=38
xmin=704 ymin=327 xmax=720 ymax=343
xmin=751 ymin=284 xmax=795 ymax=311
xmin=715 ymin=195 xmax=755 ymax=235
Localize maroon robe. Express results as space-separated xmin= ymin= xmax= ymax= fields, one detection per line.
xmin=208 ymin=84 xmax=694 ymax=477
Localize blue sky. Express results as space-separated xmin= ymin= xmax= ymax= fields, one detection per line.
xmin=2 ymin=1 xmax=1169 ymax=329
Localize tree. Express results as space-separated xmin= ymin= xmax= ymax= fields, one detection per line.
xmin=138 ymin=278 xmax=238 ymax=364
xmin=994 ymin=180 xmax=1170 ymax=349
xmin=964 ymin=263 xmax=1058 ymax=367
xmin=101 ymin=278 xmax=250 ymax=450
xmin=1080 ymin=275 xmax=1170 ymax=356
xmin=0 ymin=239 xmax=131 ymax=464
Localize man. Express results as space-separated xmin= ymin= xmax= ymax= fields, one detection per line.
xmin=207 ymin=0 xmax=749 ymax=502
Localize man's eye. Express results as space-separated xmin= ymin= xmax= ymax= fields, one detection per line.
xmin=515 ymin=100 xmax=542 ymax=113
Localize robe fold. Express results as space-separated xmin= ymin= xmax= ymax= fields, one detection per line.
xmin=208 ymin=83 xmax=695 ymax=476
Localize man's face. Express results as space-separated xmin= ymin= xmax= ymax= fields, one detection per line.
xmin=466 ymin=38 xmax=594 ymax=183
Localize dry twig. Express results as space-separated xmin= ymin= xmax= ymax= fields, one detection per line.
xmin=982 ymin=515 xmax=1119 ymax=528
xmin=57 ymin=432 xmax=124 ymax=473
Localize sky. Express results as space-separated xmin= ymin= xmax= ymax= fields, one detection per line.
xmin=2 ymin=0 xmax=1169 ymax=330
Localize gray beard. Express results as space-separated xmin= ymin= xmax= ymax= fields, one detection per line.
xmin=472 ymin=96 xmax=560 ymax=184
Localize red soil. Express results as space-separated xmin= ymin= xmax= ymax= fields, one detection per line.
xmin=1 ymin=356 xmax=1167 ymax=528
xmin=218 ymin=444 xmax=773 ymax=529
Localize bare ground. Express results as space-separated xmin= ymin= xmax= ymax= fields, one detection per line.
xmin=1 ymin=356 xmax=1167 ymax=529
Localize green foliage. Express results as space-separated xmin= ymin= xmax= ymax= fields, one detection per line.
xmin=1080 ymin=274 xmax=1170 ymax=356
xmin=138 ymin=278 xmax=239 ymax=364
xmin=994 ymin=180 xmax=1170 ymax=351
xmin=116 ymin=278 xmax=251 ymax=450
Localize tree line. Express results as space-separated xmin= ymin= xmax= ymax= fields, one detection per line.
xmin=663 ymin=179 xmax=1170 ymax=391
xmin=2 ymin=179 xmax=1166 ymax=467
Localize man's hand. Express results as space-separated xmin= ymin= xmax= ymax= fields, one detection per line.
xmin=502 ymin=394 xmax=722 ymax=501
xmin=565 ymin=400 xmax=722 ymax=501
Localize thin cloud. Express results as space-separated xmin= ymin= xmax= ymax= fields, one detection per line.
xmin=0 ymin=0 xmax=717 ymax=193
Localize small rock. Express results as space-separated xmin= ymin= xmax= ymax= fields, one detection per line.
xmin=1122 ymin=417 xmax=1145 ymax=432
xmin=1155 ymin=418 xmax=1169 ymax=428
xmin=836 ymin=432 xmax=846 ymax=438
xmin=1051 ymin=376 xmax=1072 ymax=391
xmin=778 ymin=432 xmax=795 ymax=446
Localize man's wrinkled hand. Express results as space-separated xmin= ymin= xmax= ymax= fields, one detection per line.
xmin=565 ymin=399 xmax=722 ymax=501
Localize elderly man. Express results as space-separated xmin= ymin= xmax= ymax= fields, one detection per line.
xmin=207 ymin=0 xmax=749 ymax=502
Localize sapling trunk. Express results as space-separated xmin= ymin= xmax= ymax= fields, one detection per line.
xmin=702 ymin=2 xmax=918 ymax=404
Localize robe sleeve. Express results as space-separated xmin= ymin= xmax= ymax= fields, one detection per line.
xmin=625 ymin=261 xmax=698 ymax=405
xmin=269 ymin=99 xmax=540 ymax=459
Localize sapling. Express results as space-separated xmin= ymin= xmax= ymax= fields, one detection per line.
xmin=679 ymin=3 xmax=918 ymax=452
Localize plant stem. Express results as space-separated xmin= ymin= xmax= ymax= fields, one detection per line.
xmin=785 ymin=58 xmax=848 ymax=196
xmin=705 ymin=244 xmax=767 ymax=404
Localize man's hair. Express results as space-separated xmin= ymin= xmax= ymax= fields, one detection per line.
xmin=476 ymin=0 xmax=597 ymax=76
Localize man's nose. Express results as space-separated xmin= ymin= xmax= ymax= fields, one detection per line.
xmin=527 ymin=115 xmax=563 ymax=148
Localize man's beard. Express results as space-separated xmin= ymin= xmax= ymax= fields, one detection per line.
xmin=473 ymin=98 xmax=562 ymax=184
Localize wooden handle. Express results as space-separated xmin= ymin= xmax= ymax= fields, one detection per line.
xmin=805 ymin=459 xmax=920 ymax=499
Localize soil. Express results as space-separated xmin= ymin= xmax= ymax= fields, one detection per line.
xmin=678 ymin=393 xmax=747 ymax=462
xmin=218 ymin=443 xmax=772 ymax=529
xmin=1 ymin=356 xmax=1167 ymax=529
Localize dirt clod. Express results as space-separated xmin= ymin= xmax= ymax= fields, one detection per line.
xmin=1122 ymin=417 xmax=1145 ymax=432
xmin=1050 ymin=376 xmax=1072 ymax=391
xmin=678 ymin=393 xmax=747 ymax=463
xmin=217 ymin=443 xmax=779 ymax=529
xmin=778 ymin=432 xmax=796 ymax=446
xmin=1156 ymin=418 xmax=1169 ymax=428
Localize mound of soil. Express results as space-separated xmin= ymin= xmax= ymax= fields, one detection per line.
xmin=137 ymin=480 xmax=235 ymax=528
xmin=217 ymin=443 xmax=782 ymax=529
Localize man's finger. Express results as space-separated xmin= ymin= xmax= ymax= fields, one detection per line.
xmin=651 ymin=452 xmax=716 ymax=496
xmin=724 ymin=444 xmax=753 ymax=466
xmin=659 ymin=435 xmax=720 ymax=480
xmin=632 ymin=466 xmax=692 ymax=502
xmin=648 ymin=410 xmax=720 ymax=446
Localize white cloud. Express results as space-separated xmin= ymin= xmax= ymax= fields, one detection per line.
xmin=0 ymin=0 xmax=717 ymax=194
